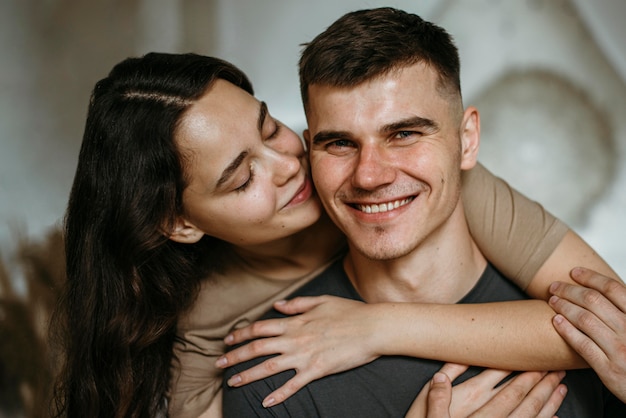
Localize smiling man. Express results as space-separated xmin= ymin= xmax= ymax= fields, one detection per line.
xmin=304 ymin=59 xmax=482 ymax=305
xmin=222 ymin=8 xmax=622 ymax=417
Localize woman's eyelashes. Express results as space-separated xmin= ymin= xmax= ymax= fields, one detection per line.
xmin=235 ymin=166 xmax=255 ymax=192
xmin=267 ymin=120 xmax=282 ymax=140
xmin=232 ymin=119 xmax=280 ymax=193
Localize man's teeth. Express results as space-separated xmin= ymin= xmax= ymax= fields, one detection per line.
xmin=356 ymin=197 xmax=413 ymax=214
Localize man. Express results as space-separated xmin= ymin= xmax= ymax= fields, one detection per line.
xmin=222 ymin=8 xmax=623 ymax=417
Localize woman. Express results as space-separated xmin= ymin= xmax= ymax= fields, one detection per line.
xmin=52 ymin=52 xmax=617 ymax=418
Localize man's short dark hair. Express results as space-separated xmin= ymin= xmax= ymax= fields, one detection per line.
xmin=299 ymin=7 xmax=461 ymax=110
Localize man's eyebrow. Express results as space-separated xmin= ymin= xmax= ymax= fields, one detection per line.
xmin=216 ymin=151 xmax=248 ymax=189
xmin=381 ymin=116 xmax=438 ymax=134
xmin=257 ymin=101 xmax=268 ymax=134
xmin=311 ymin=116 xmax=439 ymax=146
xmin=311 ymin=130 xmax=351 ymax=145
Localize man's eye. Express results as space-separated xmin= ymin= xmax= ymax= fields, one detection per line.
xmin=395 ymin=131 xmax=417 ymax=139
xmin=327 ymin=139 xmax=354 ymax=149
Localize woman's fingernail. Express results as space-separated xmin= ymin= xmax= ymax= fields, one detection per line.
xmin=224 ymin=334 xmax=234 ymax=344
xmin=553 ymin=314 xmax=564 ymax=325
xmin=275 ymin=300 xmax=286 ymax=305
xmin=263 ymin=397 xmax=276 ymax=408
xmin=549 ymin=295 xmax=559 ymax=306
xmin=215 ymin=356 xmax=227 ymax=367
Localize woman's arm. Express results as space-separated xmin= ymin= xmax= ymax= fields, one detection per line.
xmin=461 ymin=162 xmax=569 ymax=290
xmin=218 ymin=295 xmax=585 ymax=408
xmin=462 ymin=163 xmax=618 ymax=297
xmin=526 ymin=230 xmax=619 ymax=299
xmin=217 ymin=230 xmax=620 ymax=407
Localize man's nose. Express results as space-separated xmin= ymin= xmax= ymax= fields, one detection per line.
xmin=351 ymin=145 xmax=396 ymax=190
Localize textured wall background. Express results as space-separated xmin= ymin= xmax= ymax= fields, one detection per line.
xmin=0 ymin=0 xmax=624 ymax=280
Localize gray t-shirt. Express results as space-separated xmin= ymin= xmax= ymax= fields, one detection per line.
xmin=223 ymin=259 xmax=624 ymax=417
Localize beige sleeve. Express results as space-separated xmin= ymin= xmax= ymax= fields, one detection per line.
xmin=168 ymin=278 xmax=309 ymax=418
xmin=167 ymin=257 xmax=339 ymax=418
xmin=462 ymin=163 xmax=568 ymax=290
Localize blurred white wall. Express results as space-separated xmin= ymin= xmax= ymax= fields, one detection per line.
xmin=0 ymin=0 xmax=624 ymax=278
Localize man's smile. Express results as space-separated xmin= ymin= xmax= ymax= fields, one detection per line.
xmin=353 ymin=196 xmax=415 ymax=214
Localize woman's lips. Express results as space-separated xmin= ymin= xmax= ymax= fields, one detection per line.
xmin=286 ymin=176 xmax=313 ymax=207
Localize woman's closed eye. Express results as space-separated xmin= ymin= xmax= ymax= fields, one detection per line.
xmin=266 ymin=120 xmax=282 ymax=140
xmin=235 ymin=164 xmax=255 ymax=192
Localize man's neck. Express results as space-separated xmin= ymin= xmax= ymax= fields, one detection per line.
xmin=344 ymin=205 xmax=487 ymax=304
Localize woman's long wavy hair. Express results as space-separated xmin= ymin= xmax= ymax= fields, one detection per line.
xmin=51 ymin=52 xmax=253 ymax=418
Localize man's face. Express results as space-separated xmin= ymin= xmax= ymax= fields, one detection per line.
xmin=305 ymin=63 xmax=479 ymax=260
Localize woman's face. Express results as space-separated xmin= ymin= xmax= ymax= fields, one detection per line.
xmin=171 ymin=79 xmax=322 ymax=246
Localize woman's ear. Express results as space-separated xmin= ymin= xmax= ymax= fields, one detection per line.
xmin=168 ymin=217 xmax=204 ymax=244
xmin=460 ymin=106 xmax=480 ymax=170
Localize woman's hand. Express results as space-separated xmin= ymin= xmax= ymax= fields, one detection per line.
xmin=216 ymin=295 xmax=383 ymax=407
xmin=409 ymin=364 xmax=567 ymax=418
xmin=549 ymin=267 xmax=626 ymax=402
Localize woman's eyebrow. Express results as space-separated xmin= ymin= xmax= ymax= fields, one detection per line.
xmin=216 ymin=101 xmax=267 ymax=189
xmin=216 ymin=151 xmax=248 ymax=189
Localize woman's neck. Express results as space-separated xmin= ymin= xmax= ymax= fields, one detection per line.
xmin=229 ymin=214 xmax=346 ymax=281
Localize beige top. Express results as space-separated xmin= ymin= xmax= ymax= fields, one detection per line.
xmin=167 ymin=163 xmax=568 ymax=417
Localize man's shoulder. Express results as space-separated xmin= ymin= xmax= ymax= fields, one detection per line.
xmin=460 ymin=263 xmax=528 ymax=304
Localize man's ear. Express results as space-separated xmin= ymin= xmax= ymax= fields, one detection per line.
xmin=459 ymin=106 xmax=480 ymax=170
xmin=168 ymin=217 xmax=204 ymax=244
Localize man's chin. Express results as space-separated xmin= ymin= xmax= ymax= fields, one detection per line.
xmin=351 ymin=242 xmax=412 ymax=261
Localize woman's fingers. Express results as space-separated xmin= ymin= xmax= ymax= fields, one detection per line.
xmin=218 ymin=333 xmax=290 ymax=368
xmin=272 ymin=296 xmax=329 ymax=315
